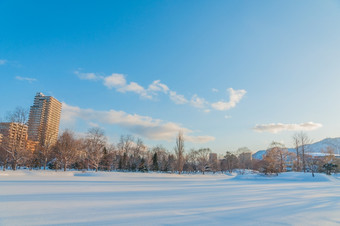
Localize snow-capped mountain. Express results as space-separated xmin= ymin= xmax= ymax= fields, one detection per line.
xmin=252 ymin=137 xmax=340 ymax=159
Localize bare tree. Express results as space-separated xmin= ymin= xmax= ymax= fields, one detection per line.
xmin=186 ymin=149 xmax=198 ymax=172
xmin=321 ymin=147 xmax=336 ymax=164
xmin=5 ymin=107 xmax=29 ymax=125
xmin=0 ymin=118 xmax=9 ymax=171
xmin=174 ymin=131 xmax=185 ymax=174
xmin=23 ymin=148 xmax=38 ymax=170
xmin=297 ymin=132 xmax=311 ymax=173
xmin=261 ymin=142 xmax=290 ymax=175
xmin=39 ymin=132 xmax=57 ymax=170
xmin=261 ymin=149 xmax=280 ymax=175
xmin=292 ymin=133 xmax=301 ymax=171
xmin=0 ymin=143 xmax=9 ymax=171
xmin=85 ymin=127 xmax=107 ymax=172
xmin=101 ymin=144 xmax=117 ymax=171
xmin=53 ymin=130 xmax=79 ymax=171
xmin=166 ymin=154 xmax=176 ymax=173
xmin=130 ymin=138 xmax=146 ymax=171
xmin=197 ymin=148 xmax=211 ymax=174
xmin=223 ymin=151 xmax=238 ymax=173
xmin=152 ymin=145 xmax=169 ymax=171
xmin=268 ymin=142 xmax=290 ymax=172
xmin=118 ymin=135 xmax=134 ymax=156
xmin=117 ymin=135 xmax=134 ymax=170
xmin=305 ymin=154 xmax=319 ymax=177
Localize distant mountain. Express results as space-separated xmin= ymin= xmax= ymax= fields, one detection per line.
xmin=252 ymin=137 xmax=340 ymax=160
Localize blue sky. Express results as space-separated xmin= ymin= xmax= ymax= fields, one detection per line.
xmin=1 ymin=0 xmax=340 ymax=154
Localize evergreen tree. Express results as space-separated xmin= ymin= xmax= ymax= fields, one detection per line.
xmin=138 ymin=158 xmax=147 ymax=172
xmin=100 ymin=147 xmax=110 ymax=171
xmin=122 ymin=152 xmax=128 ymax=170
xmin=118 ymin=156 xmax=123 ymax=170
xmin=323 ymin=163 xmax=338 ymax=175
xmin=152 ymin=152 xmax=159 ymax=171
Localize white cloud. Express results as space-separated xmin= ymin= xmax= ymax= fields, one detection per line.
xmin=169 ymin=91 xmax=188 ymax=104
xmin=224 ymin=115 xmax=232 ymax=119
xmin=190 ymin=94 xmax=208 ymax=108
xmin=0 ymin=59 xmax=7 ymax=65
xmin=75 ymin=71 xmax=190 ymax=103
xmin=148 ymin=80 xmax=169 ymax=94
xmin=61 ymin=103 xmax=214 ymax=143
xmin=118 ymin=82 xmax=151 ymax=99
xmin=103 ymin=73 xmax=126 ymax=88
xmin=211 ymin=88 xmax=246 ymax=111
xmin=76 ymin=71 xmax=156 ymax=99
xmin=253 ymin=122 xmax=323 ymax=134
xmin=15 ymin=76 xmax=37 ymax=83
xmin=212 ymin=88 xmax=219 ymax=92
xmin=75 ymin=71 xmax=102 ymax=80
xmin=74 ymin=71 xmax=246 ymax=114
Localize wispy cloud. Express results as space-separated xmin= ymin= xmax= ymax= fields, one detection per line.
xmin=61 ymin=103 xmax=215 ymax=143
xmin=148 ymin=80 xmax=169 ymax=94
xmin=190 ymin=94 xmax=208 ymax=108
xmin=75 ymin=70 xmax=246 ymax=112
xmin=103 ymin=73 xmax=126 ymax=88
xmin=75 ymin=70 xmax=103 ymax=81
xmin=212 ymin=88 xmax=219 ymax=92
xmin=0 ymin=59 xmax=7 ymax=65
xmin=118 ymin=82 xmax=151 ymax=99
xmin=77 ymin=71 xmax=152 ymax=99
xmin=253 ymin=122 xmax=323 ymax=133
xmin=15 ymin=76 xmax=37 ymax=83
xmin=169 ymin=91 xmax=188 ymax=104
xmin=211 ymin=88 xmax=246 ymax=111
xmin=102 ymin=73 xmax=152 ymax=99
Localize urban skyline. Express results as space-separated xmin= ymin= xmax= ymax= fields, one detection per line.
xmin=0 ymin=93 xmax=62 ymax=156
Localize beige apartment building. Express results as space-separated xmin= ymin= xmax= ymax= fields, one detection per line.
xmin=0 ymin=122 xmax=28 ymax=151
xmin=26 ymin=140 xmax=39 ymax=152
xmin=27 ymin=92 xmax=62 ymax=146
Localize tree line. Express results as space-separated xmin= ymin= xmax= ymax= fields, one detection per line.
xmin=0 ymin=107 xmax=339 ymax=175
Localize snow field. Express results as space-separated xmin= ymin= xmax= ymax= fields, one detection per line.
xmin=0 ymin=171 xmax=339 ymax=225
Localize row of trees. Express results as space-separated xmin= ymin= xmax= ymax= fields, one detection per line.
xmin=257 ymin=133 xmax=339 ymax=176
xmin=0 ymin=107 xmax=339 ymax=175
xmin=0 ymin=126 xmax=258 ymax=174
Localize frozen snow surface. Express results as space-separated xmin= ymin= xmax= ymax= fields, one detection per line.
xmin=0 ymin=171 xmax=339 ymax=226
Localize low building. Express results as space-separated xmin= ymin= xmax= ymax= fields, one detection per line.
xmin=0 ymin=122 xmax=28 ymax=151
xmin=26 ymin=140 xmax=39 ymax=152
xmin=238 ymin=152 xmax=252 ymax=162
xmin=209 ymin=153 xmax=218 ymax=162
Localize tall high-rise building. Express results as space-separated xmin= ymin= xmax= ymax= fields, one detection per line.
xmin=27 ymin=92 xmax=62 ymax=146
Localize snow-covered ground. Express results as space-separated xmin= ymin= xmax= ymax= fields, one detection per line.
xmin=0 ymin=171 xmax=339 ymax=225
